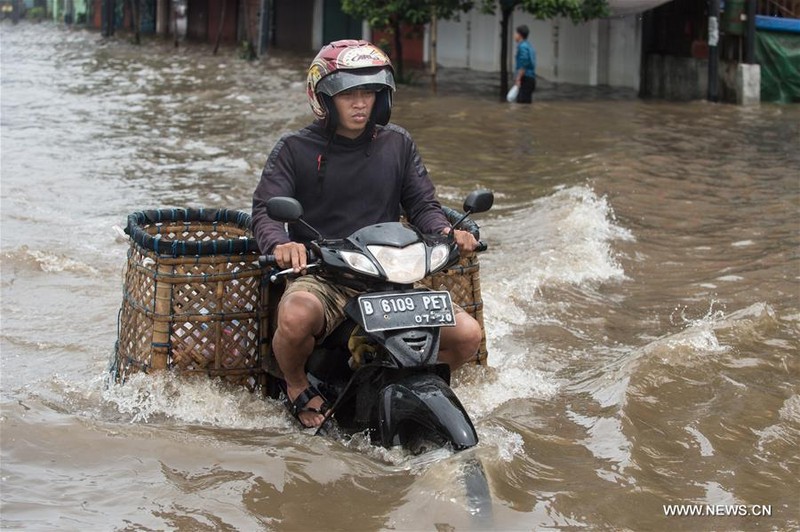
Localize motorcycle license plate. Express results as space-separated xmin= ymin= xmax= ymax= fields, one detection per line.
xmin=357 ymin=290 xmax=456 ymax=333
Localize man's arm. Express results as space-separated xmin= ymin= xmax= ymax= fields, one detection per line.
xmin=398 ymin=136 xmax=450 ymax=235
xmin=397 ymin=132 xmax=478 ymax=253
xmin=516 ymin=43 xmax=531 ymax=84
xmin=252 ymin=136 xmax=295 ymax=255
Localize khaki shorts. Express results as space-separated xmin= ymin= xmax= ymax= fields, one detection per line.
xmin=283 ymin=275 xmax=363 ymax=340
xmin=283 ymin=275 xmax=465 ymax=342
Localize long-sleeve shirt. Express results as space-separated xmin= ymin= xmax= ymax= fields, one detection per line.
xmin=515 ymin=40 xmax=536 ymax=79
xmin=252 ymin=120 xmax=450 ymax=253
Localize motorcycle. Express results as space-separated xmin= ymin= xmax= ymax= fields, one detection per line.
xmin=260 ymin=190 xmax=493 ymax=454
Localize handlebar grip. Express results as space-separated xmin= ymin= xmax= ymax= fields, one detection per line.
xmin=258 ymin=254 xmax=277 ymax=266
xmin=259 ymin=249 xmax=316 ymax=267
xmin=475 ymin=241 xmax=488 ymax=253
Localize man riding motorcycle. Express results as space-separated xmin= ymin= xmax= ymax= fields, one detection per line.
xmin=251 ymin=40 xmax=481 ymax=428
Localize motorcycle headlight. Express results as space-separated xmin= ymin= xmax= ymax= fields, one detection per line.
xmin=340 ymin=251 xmax=380 ymax=277
xmin=429 ymin=244 xmax=450 ymax=272
xmin=367 ymin=243 xmax=426 ymax=284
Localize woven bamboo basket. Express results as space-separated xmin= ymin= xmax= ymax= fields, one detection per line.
xmin=112 ymin=208 xmax=269 ymax=390
xmin=419 ymin=252 xmax=488 ymax=365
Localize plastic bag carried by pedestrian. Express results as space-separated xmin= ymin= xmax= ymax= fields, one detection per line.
xmin=506 ymin=85 xmax=519 ymax=103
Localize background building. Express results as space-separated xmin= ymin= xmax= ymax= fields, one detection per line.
xmin=57 ymin=0 xmax=798 ymax=103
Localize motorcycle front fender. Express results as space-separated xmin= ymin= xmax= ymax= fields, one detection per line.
xmin=378 ymin=373 xmax=478 ymax=450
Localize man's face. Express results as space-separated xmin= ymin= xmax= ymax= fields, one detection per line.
xmin=333 ymin=88 xmax=376 ymax=139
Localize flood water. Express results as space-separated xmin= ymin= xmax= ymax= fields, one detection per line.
xmin=2 ymin=22 xmax=799 ymax=531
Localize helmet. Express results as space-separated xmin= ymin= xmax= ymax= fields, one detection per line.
xmin=306 ymin=40 xmax=396 ymax=128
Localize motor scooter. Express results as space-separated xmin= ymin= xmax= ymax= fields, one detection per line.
xmin=261 ymin=190 xmax=493 ymax=454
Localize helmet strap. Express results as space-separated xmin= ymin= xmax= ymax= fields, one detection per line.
xmin=370 ymin=88 xmax=392 ymax=126
xmin=319 ymin=93 xmax=339 ymax=135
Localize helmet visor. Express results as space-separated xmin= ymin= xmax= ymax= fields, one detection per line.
xmin=316 ymin=67 xmax=396 ymax=97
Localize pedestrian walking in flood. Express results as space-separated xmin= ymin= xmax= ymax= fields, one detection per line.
xmin=513 ymin=25 xmax=537 ymax=104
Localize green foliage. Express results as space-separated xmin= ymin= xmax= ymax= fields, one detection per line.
xmin=26 ymin=6 xmax=45 ymax=20
xmin=342 ymin=0 xmax=608 ymax=31
xmin=480 ymin=0 xmax=609 ymax=23
xmin=395 ymin=66 xmax=421 ymax=84
xmin=340 ymin=0 xmax=608 ymax=91
xmin=239 ymin=40 xmax=256 ymax=61
xmin=342 ymin=0 xmax=474 ymax=32
xmin=341 ymin=0 xmax=474 ymax=83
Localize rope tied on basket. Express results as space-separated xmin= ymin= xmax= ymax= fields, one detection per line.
xmin=125 ymin=208 xmax=259 ymax=258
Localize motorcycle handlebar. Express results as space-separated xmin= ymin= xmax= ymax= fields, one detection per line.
xmin=259 ymin=240 xmax=485 ymax=283
xmin=258 ymin=248 xmax=316 ymax=267
xmin=259 ymin=250 xmax=319 ymax=283
xmin=261 ymin=241 xmax=488 ymax=267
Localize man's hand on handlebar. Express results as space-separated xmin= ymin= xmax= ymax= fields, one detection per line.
xmin=272 ymin=242 xmax=308 ymax=272
xmin=442 ymin=227 xmax=480 ymax=254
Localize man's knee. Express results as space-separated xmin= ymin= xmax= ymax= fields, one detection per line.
xmin=444 ymin=313 xmax=482 ymax=362
xmin=277 ymin=292 xmax=324 ymax=339
xmin=458 ymin=314 xmax=483 ymax=353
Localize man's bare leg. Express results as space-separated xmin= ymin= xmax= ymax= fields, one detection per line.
xmin=272 ymin=291 xmax=327 ymax=428
xmin=438 ymin=310 xmax=482 ymax=370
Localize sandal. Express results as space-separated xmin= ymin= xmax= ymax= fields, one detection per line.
xmin=283 ymin=384 xmax=331 ymax=428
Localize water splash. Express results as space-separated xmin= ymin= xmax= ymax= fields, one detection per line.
xmin=481 ymin=185 xmax=633 ymax=338
xmin=569 ymin=302 xmax=779 ymax=409
xmin=101 ymin=372 xmax=291 ymax=430
xmin=754 ymin=394 xmax=800 ymax=454
xmin=463 ymin=185 xmax=631 ymax=415
xmin=485 ymin=185 xmax=632 ymax=291
xmin=476 ymin=424 xmax=525 ymax=462
xmin=454 ymin=363 xmax=561 ymax=420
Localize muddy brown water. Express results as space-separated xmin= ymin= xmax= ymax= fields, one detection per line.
xmin=1 ymin=23 xmax=799 ymax=531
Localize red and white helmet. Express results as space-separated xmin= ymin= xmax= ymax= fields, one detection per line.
xmin=306 ymin=40 xmax=396 ymax=126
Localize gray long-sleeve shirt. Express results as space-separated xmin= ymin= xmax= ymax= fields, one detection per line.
xmin=252 ymin=120 xmax=450 ymax=253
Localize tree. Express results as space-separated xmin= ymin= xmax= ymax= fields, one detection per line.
xmin=480 ymin=0 xmax=609 ymax=100
xmin=342 ymin=0 xmax=474 ymax=83
xmin=128 ymin=0 xmax=141 ymax=44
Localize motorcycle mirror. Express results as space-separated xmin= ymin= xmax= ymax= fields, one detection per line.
xmin=451 ymin=189 xmax=494 ymax=232
xmin=265 ymin=196 xmax=325 ymax=241
xmin=265 ymin=197 xmax=303 ymax=222
xmin=463 ymin=189 xmax=494 ymax=214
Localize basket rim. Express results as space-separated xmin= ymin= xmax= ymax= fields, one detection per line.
xmin=126 ymin=208 xmax=259 ymax=257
